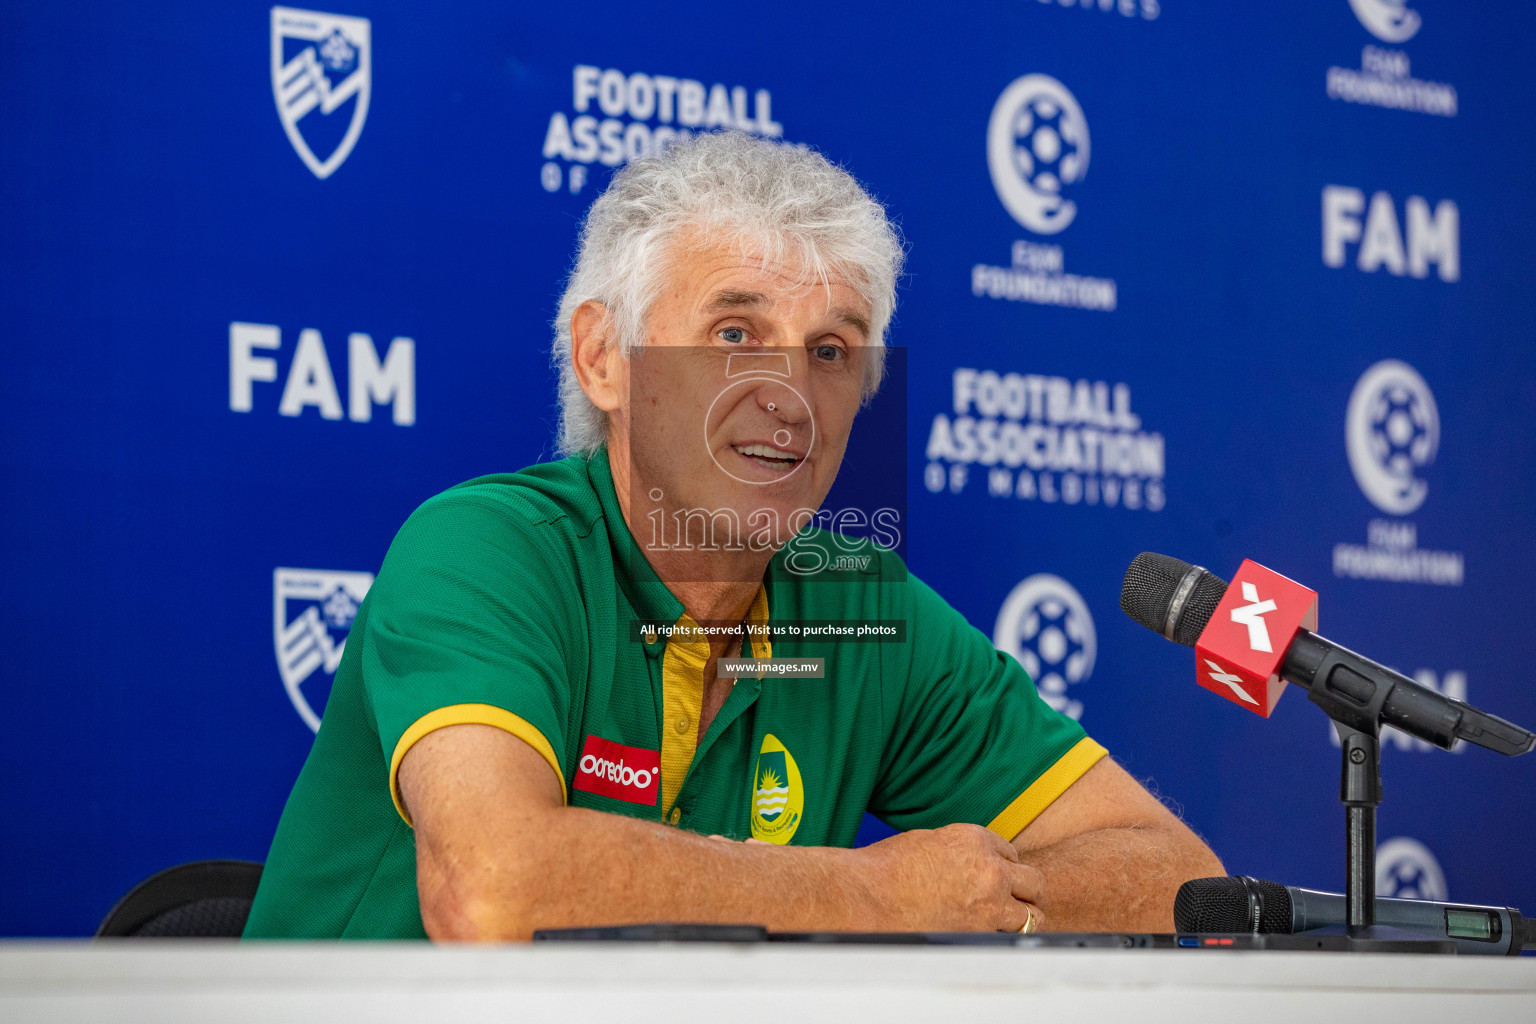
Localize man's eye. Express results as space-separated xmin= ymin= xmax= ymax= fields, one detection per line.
xmin=814 ymin=343 xmax=844 ymax=362
xmin=719 ymin=327 xmax=747 ymax=344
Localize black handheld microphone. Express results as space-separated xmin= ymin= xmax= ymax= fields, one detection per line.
xmin=1175 ymin=876 xmax=1532 ymax=956
xmin=1120 ymin=552 xmax=1535 ymax=756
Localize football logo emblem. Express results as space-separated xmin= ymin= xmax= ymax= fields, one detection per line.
xmin=1348 ymin=0 xmax=1422 ymax=44
xmin=1345 ymin=359 xmax=1439 ymax=515
xmin=993 ymin=573 xmax=1096 ymax=721
xmin=987 ymin=75 xmax=1090 ymax=235
xmin=1375 ymin=836 xmax=1447 ymax=901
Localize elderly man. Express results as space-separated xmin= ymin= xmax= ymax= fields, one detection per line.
xmin=245 ymin=131 xmax=1221 ymax=940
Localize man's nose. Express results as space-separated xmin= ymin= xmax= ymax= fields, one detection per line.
xmin=751 ymin=377 xmax=811 ymax=461
xmin=724 ymin=348 xmax=812 ymax=425
xmin=755 ymin=374 xmax=810 ymax=426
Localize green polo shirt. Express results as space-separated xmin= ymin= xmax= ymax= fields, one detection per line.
xmin=244 ymin=448 xmax=1104 ymax=939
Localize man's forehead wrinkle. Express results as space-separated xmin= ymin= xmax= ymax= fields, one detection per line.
xmin=663 ymin=233 xmax=874 ymax=328
xmin=694 ymin=284 xmax=873 ymax=340
xmin=671 ymin=222 xmax=837 ymax=294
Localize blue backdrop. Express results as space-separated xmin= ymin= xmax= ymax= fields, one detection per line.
xmin=5 ymin=0 xmax=1533 ymax=936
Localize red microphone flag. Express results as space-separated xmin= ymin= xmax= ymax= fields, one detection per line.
xmin=1193 ymin=560 xmax=1318 ymax=716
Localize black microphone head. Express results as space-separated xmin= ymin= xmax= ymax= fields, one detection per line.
xmin=1121 ymin=552 xmax=1229 ymax=648
xmin=1174 ymin=876 xmax=1294 ymax=933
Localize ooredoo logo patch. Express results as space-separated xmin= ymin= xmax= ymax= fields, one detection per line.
xmin=573 ymin=735 xmax=661 ymax=805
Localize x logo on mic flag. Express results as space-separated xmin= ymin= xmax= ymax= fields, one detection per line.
xmin=1194 ymin=560 xmax=1318 ymax=716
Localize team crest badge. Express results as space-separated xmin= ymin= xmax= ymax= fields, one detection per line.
xmin=750 ymin=733 xmax=804 ymax=844
xmin=270 ymin=7 xmax=372 ymax=179
xmin=274 ymin=567 xmax=373 ymax=731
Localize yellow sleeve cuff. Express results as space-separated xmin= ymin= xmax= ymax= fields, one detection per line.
xmin=388 ymin=703 xmax=567 ymax=825
xmin=985 ymin=737 xmax=1109 ymax=841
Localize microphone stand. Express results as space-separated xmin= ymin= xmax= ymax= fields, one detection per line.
xmin=1313 ymin=681 xmax=1456 ymax=952
xmin=1334 ymin=721 xmax=1383 ymax=935
xmin=1272 ymin=621 xmax=1536 ymax=950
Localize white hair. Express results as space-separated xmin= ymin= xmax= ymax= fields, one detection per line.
xmin=551 ymin=131 xmax=905 ymax=456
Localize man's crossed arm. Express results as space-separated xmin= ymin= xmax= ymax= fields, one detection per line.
xmin=399 ymin=725 xmax=1224 ymax=941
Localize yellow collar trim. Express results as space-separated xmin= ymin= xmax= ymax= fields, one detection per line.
xmin=658 ymin=585 xmax=771 ymax=817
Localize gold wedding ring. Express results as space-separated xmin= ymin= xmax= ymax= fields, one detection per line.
xmin=1018 ymin=902 xmax=1041 ymax=934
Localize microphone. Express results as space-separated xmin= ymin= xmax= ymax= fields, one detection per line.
xmin=1120 ymin=552 xmax=1534 ymax=756
xmin=1175 ymin=876 xmax=1533 ymax=956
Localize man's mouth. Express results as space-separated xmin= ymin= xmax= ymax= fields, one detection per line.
xmin=732 ymin=443 xmax=802 ymax=473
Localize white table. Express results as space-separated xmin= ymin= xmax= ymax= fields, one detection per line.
xmin=3 ymin=942 xmax=1534 ymax=1022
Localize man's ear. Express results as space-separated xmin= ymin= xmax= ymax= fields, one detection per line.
xmin=570 ymin=301 xmax=625 ymax=413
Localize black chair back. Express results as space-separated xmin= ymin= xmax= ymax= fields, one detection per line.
xmin=96 ymin=860 xmax=264 ymax=938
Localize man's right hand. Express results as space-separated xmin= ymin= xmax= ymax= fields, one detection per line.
xmin=856 ymin=824 xmax=1045 ymax=933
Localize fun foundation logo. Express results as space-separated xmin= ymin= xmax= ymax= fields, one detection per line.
xmin=1327 ymin=0 xmax=1455 ymax=117
xmin=987 ymin=74 xmax=1089 ymax=236
xmin=1333 ymin=360 xmax=1463 ymax=586
xmin=976 ymin=76 xmax=1116 ymax=311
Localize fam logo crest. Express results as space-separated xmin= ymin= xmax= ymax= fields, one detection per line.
xmin=987 ymin=75 xmax=1090 ymax=236
xmin=750 ymin=733 xmax=804 ymax=845
xmin=274 ymin=567 xmax=373 ymax=731
xmin=1376 ymin=836 xmax=1447 ymax=900
xmin=993 ymin=574 xmax=1096 ymax=721
xmin=1346 ymin=359 xmax=1438 ymax=516
xmin=271 ymin=7 xmax=372 ymax=179
xmin=1348 ymin=0 xmax=1421 ymax=44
